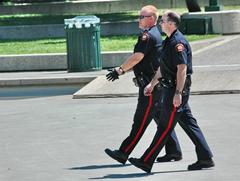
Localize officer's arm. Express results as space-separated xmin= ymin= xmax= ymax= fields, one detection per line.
xmin=173 ymin=64 xmax=187 ymax=107
xmin=150 ymin=66 xmax=162 ymax=87
xmin=144 ymin=67 xmax=162 ymax=96
xmin=116 ymin=52 xmax=144 ymax=74
xmin=176 ymin=64 xmax=187 ymax=94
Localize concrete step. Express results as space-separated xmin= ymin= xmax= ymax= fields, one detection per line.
xmin=73 ymin=65 xmax=240 ymax=98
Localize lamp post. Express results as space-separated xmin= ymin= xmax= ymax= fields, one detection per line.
xmin=205 ymin=0 xmax=223 ymax=11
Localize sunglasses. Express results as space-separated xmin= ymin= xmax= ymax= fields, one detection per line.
xmin=139 ymin=15 xmax=152 ymax=20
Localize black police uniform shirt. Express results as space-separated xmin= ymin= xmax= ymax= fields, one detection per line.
xmin=133 ymin=25 xmax=162 ymax=81
xmin=160 ymin=29 xmax=193 ymax=81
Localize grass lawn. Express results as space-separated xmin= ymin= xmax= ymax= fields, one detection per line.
xmin=0 ymin=9 xmax=183 ymax=26
xmin=0 ymin=13 xmax=139 ymax=26
xmin=0 ymin=34 xmax=219 ymax=55
xmin=0 ymin=6 xmax=239 ymax=26
xmin=0 ymin=6 xmax=235 ymax=54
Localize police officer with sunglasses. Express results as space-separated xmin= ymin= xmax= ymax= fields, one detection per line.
xmin=105 ymin=5 xmax=163 ymax=165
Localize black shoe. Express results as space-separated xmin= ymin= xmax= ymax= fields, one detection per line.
xmin=188 ymin=158 xmax=215 ymax=170
xmin=128 ymin=157 xmax=152 ymax=173
xmin=156 ymin=153 xmax=182 ymax=162
xmin=104 ymin=148 xmax=128 ymax=164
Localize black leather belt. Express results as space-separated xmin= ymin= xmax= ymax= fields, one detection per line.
xmin=159 ymin=75 xmax=191 ymax=88
xmin=160 ymin=78 xmax=175 ymax=88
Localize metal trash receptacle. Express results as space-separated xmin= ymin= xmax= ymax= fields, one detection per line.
xmin=64 ymin=16 xmax=102 ymax=72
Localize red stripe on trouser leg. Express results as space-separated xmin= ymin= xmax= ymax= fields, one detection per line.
xmin=124 ymin=95 xmax=153 ymax=153
xmin=144 ymin=106 xmax=177 ymax=162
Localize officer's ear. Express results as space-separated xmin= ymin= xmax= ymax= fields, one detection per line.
xmin=169 ymin=21 xmax=176 ymax=27
xmin=150 ymin=15 xmax=156 ymax=22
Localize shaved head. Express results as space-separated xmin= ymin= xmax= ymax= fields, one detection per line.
xmin=141 ymin=5 xmax=159 ymax=22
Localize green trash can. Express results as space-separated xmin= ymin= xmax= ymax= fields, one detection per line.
xmin=64 ymin=16 xmax=102 ymax=72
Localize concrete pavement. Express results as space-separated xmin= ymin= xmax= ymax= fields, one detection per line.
xmin=0 ymin=35 xmax=240 ymax=181
xmin=0 ymin=34 xmax=240 ymax=99
xmin=0 ymin=94 xmax=240 ymax=181
xmin=0 ymin=70 xmax=104 ymax=87
xmin=74 ymin=34 xmax=240 ymax=98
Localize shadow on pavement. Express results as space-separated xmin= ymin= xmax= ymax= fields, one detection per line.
xmin=89 ymin=169 xmax=190 ymax=179
xmin=68 ymin=163 xmax=131 ymax=170
xmin=88 ymin=169 xmax=216 ymax=179
xmin=89 ymin=172 xmax=151 ymax=179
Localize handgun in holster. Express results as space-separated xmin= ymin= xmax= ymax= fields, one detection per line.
xmin=132 ymin=75 xmax=150 ymax=87
xmin=182 ymin=75 xmax=192 ymax=95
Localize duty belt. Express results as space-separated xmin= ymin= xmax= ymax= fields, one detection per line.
xmin=159 ymin=78 xmax=175 ymax=88
xmin=132 ymin=75 xmax=151 ymax=87
xmin=159 ymin=75 xmax=191 ymax=89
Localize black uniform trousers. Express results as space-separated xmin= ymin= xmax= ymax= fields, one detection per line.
xmin=165 ymin=101 xmax=213 ymax=160
xmin=165 ymin=130 xmax=182 ymax=155
xmin=140 ymin=85 xmax=188 ymax=167
xmin=119 ymin=85 xmax=161 ymax=155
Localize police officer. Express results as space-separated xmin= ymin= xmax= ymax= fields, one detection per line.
xmin=128 ymin=10 xmax=215 ymax=173
xmin=104 ymin=5 xmax=163 ymax=164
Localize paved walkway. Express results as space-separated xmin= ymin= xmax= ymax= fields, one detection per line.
xmin=74 ymin=34 xmax=240 ymax=98
xmin=0 ymin=35 xmax=240 ymax=181
xmin=0 ymin=94 xmax=240 ymax=181
xmin=0 ymin=35 xmax=240 ymax=99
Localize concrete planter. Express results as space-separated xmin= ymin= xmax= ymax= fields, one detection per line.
xmin=183 ymin=10 xmax=240 ymax=34
xmin=0 ymin=51 xmax=132 ymax=72
xmin=0 ymin=21 xmax=139 ymax=40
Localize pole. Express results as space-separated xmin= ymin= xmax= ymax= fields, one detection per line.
xmin=185 ymin=0 xmax=201 ymax=12
xmin=205 ymin=0 xmax=223 ymax=11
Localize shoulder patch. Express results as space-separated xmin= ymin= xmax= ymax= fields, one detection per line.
xmin=175 ymin=43 xmax=185 ymax=52
xmin=141 ymin=32 xmax=149 ymax=41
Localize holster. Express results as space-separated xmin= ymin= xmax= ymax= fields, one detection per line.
xmin=182 ymin=76 xmax=191 ymax=95
xmin=159 ymin=75 xmax=192 ymax=91
xmin=185 ymin=75 xmax=192 ymax=88
xmin=132 ymin=75 xmax=150 ymax=87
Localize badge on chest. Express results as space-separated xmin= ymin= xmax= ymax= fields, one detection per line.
xmin=142 ymin=32 xmax=149 ymax=41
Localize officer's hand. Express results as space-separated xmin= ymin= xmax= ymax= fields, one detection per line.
xmin=144 ymin=83 xmax=154 ymax=96
xmin=106 ymin=68 xmax=119 ymax=81
xmin=173 ymin=94 xmax=182 ymax=107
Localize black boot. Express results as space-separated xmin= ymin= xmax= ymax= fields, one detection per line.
xmin=188 ymin=158 xmax=215 ymax=170
xmin=104 ymin=148 xmax=128 ymax=164
xmin=128 ymin=157 xmax=152 ymax=173
xmin=157 ymin=153 xmax=182 ymax=162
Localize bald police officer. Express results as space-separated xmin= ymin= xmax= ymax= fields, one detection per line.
xmin=105 ymin=5 xmax=163 ymax=164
